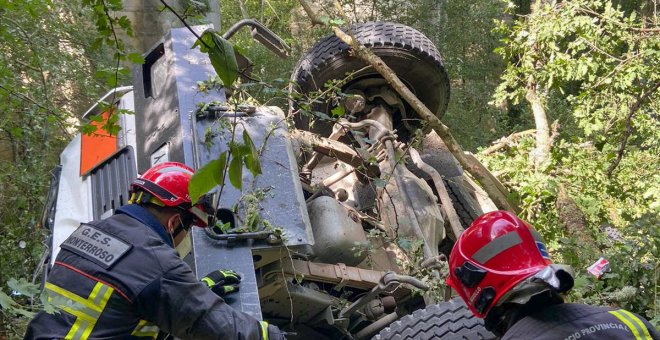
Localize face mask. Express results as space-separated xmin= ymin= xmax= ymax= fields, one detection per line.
xmin=175 ymin=233 xmax=192 ymax=258
xmin=172 ymin=215 xmax=192 ymax=258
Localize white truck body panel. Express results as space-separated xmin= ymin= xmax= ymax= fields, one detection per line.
xmin=50 ymin=89 xmax=136 ymax=263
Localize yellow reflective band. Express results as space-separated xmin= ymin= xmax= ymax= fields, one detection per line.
xmin=65 ymin=318 xmax=87 ymax=340
xmin=259 ymin=321 xmax=269 ymax=340
xmin=619 ymin=309 xmax=652 ymax=340
xmin=149 ymin=196 xmax=165 ymax=207
xmin=46 ymin=282 xmax=100 ymax=312
xmin=131 ymin=319 xmax=160 ymax=339
xmin=46 ymin=282 xmax=115 ymax=340
xmin=201 ymin=277 xmax=215 ymax=287
xmin=610 ymin=310 xmax=645 ymax=340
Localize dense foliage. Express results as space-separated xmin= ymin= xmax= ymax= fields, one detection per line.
xmin=0 ymin=0 xmax=118 ymax=336
xmin=485 ymin=0 xmax=659 ymax=325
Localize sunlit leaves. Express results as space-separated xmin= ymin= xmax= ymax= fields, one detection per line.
xmin=188 ymin=130 xmax=262 ymax=204
xmin=494 ymin=0 xmax=660 ymax=147
xmin=193 ymin=30 xmax=240 ymax=88
xmin=189 ymin=152 xmax=228 ymax=204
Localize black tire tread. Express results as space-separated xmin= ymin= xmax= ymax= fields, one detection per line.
xmin=444 ymin=178 xmax=481 ymax=227
xmin=373 ymin=298 xmax=497 ymax=340
xmin=295 ymin=22 xmax=444 ymax=84
xmin=291 ymin=22 xmax=450 ymax=119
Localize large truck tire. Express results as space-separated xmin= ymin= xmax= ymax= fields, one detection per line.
xmin=444 ymin=176 xmax=482 ymax=227
xmin=373 ymin=298 xmax=497 ymax=340
xmin=290 ymin=22 xmax=450 ymax=138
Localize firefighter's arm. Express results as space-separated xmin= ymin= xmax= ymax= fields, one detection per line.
xmin=135 ymin=260 xmax=284 ymax=340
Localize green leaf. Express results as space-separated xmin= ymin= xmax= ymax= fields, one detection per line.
xmin=0 ymin=290 xmax=16 ymax=310
xmin=372 ymin=178 xmax=387 ymax=188
xmin=89 ymin=114 xmax=104 ymax=123
xmin=127 ymin=53 xmax=145 ymax=64
xmin=8 ymin=278 xmax=40 ymax=298
xmin=193 ymin=30 xmax=239 ymax=88
xmin=228 ymin=156 xmax=243 ymax=191
xmin=242 ymin=132 xmax=261 ymax=177
xmin=79 ymin=124 xmax=97 ymax=135
xmin=331 ymin=106 xmax=345 ymax=117
xmin=189 ymin=152 xmax=227 ymax=204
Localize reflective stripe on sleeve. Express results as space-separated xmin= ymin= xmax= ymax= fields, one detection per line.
xmin=259 ymin=321 xmax=269 ymax=340
xmin=131 ymin=319 xmax=160 ymax=339
xmin=45 ymin=282 xmax=114 ymax=340
xmin=609 ymin=309 xmax=651 ymax=340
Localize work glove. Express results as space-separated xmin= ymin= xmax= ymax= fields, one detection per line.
xmin=201 ymin=269 xmax=241 ymax=297
xmin=259 ymin=321 xmax=287 ymax=340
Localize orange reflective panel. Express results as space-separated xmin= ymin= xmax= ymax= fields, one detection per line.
xmin=80 ymin=110 xmax=117 ymax=176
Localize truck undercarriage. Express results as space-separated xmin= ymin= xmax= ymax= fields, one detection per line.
xmin=41 ymin=21 xmax=498 ymax=339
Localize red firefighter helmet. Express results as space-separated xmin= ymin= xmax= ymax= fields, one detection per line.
xmin=130 ymin=162 xmax=210 ymax=227
xmin=446 ymin=211 xmax=552 ymax=318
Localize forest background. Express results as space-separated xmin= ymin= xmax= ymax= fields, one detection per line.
xmin=0 ymin=0 xmax=657 ymax=337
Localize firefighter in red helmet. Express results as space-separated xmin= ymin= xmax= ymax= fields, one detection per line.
xmin=26 ymin=162 xmax=284 ymax=340
xmin=447 ymin=211 xmax=658 ymax=339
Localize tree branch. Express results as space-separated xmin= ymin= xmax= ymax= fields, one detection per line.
xmin=606 ymin=81 xmax=660 ymax=177
xmin=298 ymin=0 xmax=326 ymax=26
xmin=237 ymin=0 xmax=249 ymax=19
xmin=481 ymin=129 xmax=536 ymax=155
xmin=160 ymin=0 xmax=208 ymax=49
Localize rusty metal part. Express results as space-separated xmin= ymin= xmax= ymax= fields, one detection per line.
xmin=335 ymin=188 xmax=349 ymax=202
xmin=363 ymin=296 xmax=396 ymax=320
xmin=302 ymin=123 xmax=347 ymax=173
xmin=292 ymin=130 xmax=379 ymax=177
xmin=338 ymin=117 xmax=392 ymax=143
xmin=342 ymin=93 xmax=367 ymax=114
xmin=365 ymin=104 xmax=395 ymax=139
xmin=347 ymin=105 xmax=434 ymax=260
xmin=409 ymin=148 xmax=464 ymax=239
xmin=261 ymin=259 xmax=414 ymax=299
xmin=338 ymin=271 xmax=428 ymax=319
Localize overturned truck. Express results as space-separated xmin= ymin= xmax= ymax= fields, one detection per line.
xmin=40 ymin=21 xmax=498 ymax=339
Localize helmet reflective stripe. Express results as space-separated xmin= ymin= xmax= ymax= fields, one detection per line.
xmin=189 ymin=205 xmax=210 ymax=227
xmin=156 ymin=166 xmax=194 ymax=176
xmin=471 ymin=231 xmax=522 ymax=265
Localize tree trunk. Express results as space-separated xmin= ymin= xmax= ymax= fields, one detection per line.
xmin=556 ymin=185 xmax=599 ymax=263
xmin=525 ymin=81 xmax=550 ymax=166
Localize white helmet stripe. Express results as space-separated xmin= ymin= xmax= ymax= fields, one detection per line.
xmin=472 ymin=231 xmax=522 ymax=265
xmin=158 ymin=166 xmax=194 ymax=176
xmin=189 ymin=206 xmax=210 ymax=227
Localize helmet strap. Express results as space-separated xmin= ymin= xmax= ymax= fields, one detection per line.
xmin=128 ymin=191 xmax=163 ymax=206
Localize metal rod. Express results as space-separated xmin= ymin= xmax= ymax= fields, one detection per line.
xmin=204 ymin=228 xmax=272 ymax=241
xmin=355 ymin=312 xmax=399 ymax=339
xmin=409 ymin=148 xmax=464 ymax=240
xmin=385 ymin=140 xmax=434 ymax=260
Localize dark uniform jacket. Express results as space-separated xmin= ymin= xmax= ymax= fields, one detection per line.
xmin=25 ymin=204 xmax=273 ymax=340
xmin=503 ymin=303 xmax=659 ymax=340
